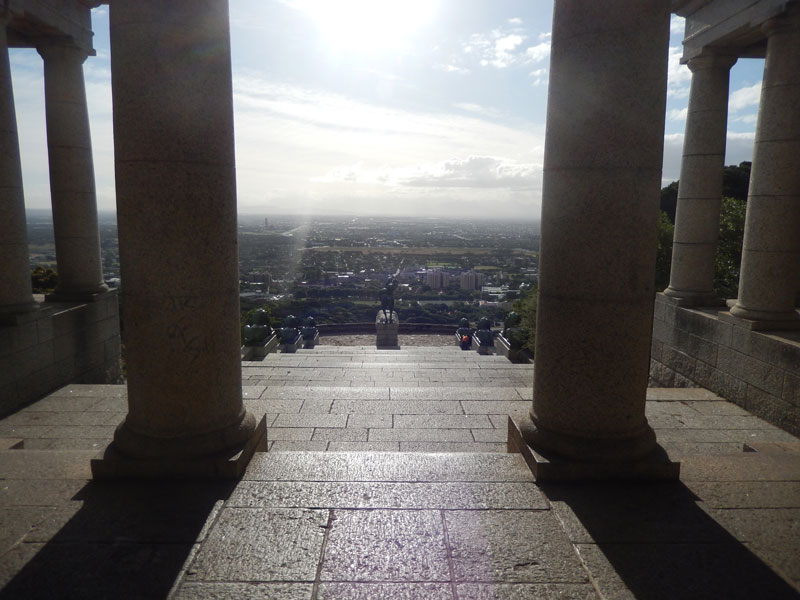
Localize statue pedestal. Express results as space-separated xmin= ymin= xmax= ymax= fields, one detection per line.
xmin=241 ymin=333 xmax=278 ymax=361
xmin=302 ymin=330 xmax=320 ymax=349
xmin=376 ymin=313 xmax=399 ymax=349
xmin=280 ymin=333 xmax=302 ymax=353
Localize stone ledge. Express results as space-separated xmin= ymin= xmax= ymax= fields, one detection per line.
xmin=90 ymin=415 xmax=268 ymax=480
xmin=507 ymin=416 xmax=680 ymax=482
xmin=718 ymin=311 xmax=800 ymax=332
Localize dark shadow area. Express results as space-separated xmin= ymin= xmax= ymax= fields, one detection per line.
xmin=0 ymin=480 xmax=235 ymax=600
xmin=540 ymin=481 xmax=799 ymax=599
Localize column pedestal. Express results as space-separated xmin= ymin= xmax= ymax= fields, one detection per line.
xmin=729 ymin=8 xmax=800 ymax=330
xmin=0 ymin=19 xmax=38 ymax=318
xmin=37 ymin=43 xmax=108 ymax=302
xmin=515 ymin=0 xmax=678 ymax=481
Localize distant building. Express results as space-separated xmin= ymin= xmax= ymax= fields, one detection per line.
xmin=425 ymin=269 xmax=451 ymax=289
xmin=459 ymin=271 xmax=485 ymax=290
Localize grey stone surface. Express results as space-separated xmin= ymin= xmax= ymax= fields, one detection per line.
xmin=318 ymin=582 xmax=453 ymax=599
xmin=331 ymin=399 xmax=461 ymax=414
xmin=186 ymin=508 xmax=326 ymax=582
xmin=321 ymin=509 xmax=449 ymax=582
xmin=346 ymin=414 xmax=392 ymax=429
xmin=394 ymin=415 xmax=492 ymax=429
xmin=399 ymin=442 xmax=506 ymax=453
xmin=456 ymin=583 xmax=599 ymax=600
xmin=244 ymin=452 xmax=534 ymax=483
xmin=173 ymin=582 xmax=313 ymax=600
xmin=0 ymin=450 xmax=95 ymax=479
xmin=271 ymin=414 xmax=347 ymax=428
xmin=575 ymin=541 xmax=800 ymax=600
xmin=327 ymin=442 xmax=400 ymax=452
xmin=390 ymin=387 xmax=523 ymax=400
xmin=679 ymin=453 xmax=800 ymax=481
xmin=0 ymin=479 xmax=85 ymax=507
xmin=446 ymin=510 xmax=589 ymax=583
xmin=369 ymin=428 xmax=474 ymax=442
xmin=228 ymin=481 xmax=547 ymax=510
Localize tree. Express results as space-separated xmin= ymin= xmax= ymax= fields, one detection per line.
xmin=31 ymin=266 xmax=58 ymax=293
xmin=714 ymin=196 xmax=746 ymax=299
xmin=512 ymin=286 xmax=538 ymax=355
xmin=655 ymin=211 xmax=674 ymax=291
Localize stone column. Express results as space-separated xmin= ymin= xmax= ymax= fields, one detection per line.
xmin=0 ymin=19 xmax=38 ymax=316
xmin=37 ymin=43 xmax=108 ymax=301
xmin=663 ymin=53 xmax=737 ymax=305
xmin=513 ymin=0 xmax=677 ymax=479
xmin=729 ymin=8 xmax=800 ymax=328
xmin=104 ymin=0 xmax=258 ymax=464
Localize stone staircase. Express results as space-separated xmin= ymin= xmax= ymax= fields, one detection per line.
xmin=1 ymin=343 xmax=800 ymax=598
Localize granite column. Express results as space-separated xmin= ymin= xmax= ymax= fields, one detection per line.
xmin=514 ymin=0 xmax=677 ymax=479
xmin=38 ymin=43 xmax=108 ymax=301
xmin=729 ymin=8 xmax=800 ymax=328
xmin=0 ymin=19 xmax=38 ymax=316
xmin=663 ymin=53 xmax=736 ymax=305
xmin=99 ymin=0 xmax=259 ymax=470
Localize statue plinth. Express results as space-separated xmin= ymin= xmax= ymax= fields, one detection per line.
xmin=241 ymin=333 xmax=278 ymax=360
xmin=376 ymin=312 xmax=399 ymax=349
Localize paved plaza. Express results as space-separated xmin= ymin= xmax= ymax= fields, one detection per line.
xmin=1 ymin=344 xmax=799 ymax=598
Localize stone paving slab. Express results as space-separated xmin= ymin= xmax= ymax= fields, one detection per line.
xmin=243 ymin=452 xmax=535 ymax=483
xmin=185 ymin=508 xmax=327 ymax=583
xmin=227 ymin=481 xmax=548 ymax=510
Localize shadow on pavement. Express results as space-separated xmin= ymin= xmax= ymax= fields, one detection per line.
xmin=0 ymin=480 xmax=234 ymax=600
xmin=540 ymin=481 xmax=799 ymax=600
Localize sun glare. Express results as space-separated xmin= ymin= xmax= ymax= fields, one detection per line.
xmin=293 ymin=0 xmax=438 ymax=51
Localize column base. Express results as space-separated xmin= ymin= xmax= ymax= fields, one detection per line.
xmin=46 ymin=286 xmax=111 ymax=303
xmin=508 ymin=415 xmax=680 ymax=482
xmin=719 ymin=309 xmax=800 ymax=331
xmin=661 ymin=288 xmax=726 ymax=308
xmin=91 ymin=414 xmax=267 ymax=480
xmin=0 ymin=301 xmax=40 ymax=325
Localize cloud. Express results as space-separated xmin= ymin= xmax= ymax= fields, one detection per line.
xmin=670 ymin=15 xmax=685 ymax=35
xmin=729 ymin=82 xmax=761 ymax=112
xmin=524 ymin=42 xmax=550 ymax=64
xmin=435 ymin=63 xmax=470 ymax=75
xmin=231 ymin=76 xmax=546 ymax=217
xmin=667 ymin=107 xmax=687 ymax=122
xmin=452 ymin=102 xmax=501 ymax=118
xmin=462 ymin=26 xmax=549 ymax=70
xmin=396 ymin=155 xmax=539 ymax=189
xmin=317 ymin=155 xmax=540 ymax=191
xmin=508 ymin=17 xmax=523 ymax=25
xmin=667 ymin=45 xmax=691 ymax=99
xmin=529 ymin=68 xmax=547 ymax=86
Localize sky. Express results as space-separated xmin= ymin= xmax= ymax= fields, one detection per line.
xmin=9 ymin=0 xmax=764 ymax=220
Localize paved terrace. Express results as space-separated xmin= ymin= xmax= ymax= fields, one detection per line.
xmin=0 ymin=344 xmax=799 ymax=598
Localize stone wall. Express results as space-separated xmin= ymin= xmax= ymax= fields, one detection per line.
xmin=0 ymin=292 xmax=121 ymax=418
xmin=650 ymin=293 xmax=800 ymax=436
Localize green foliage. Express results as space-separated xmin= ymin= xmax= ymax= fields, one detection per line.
xmin=31 ymin=265 xmax=58 ymax=293
xmin=655 ymin=211 xmax=674 ymax=291
xmin=512 ymin=286 xmax=538 ymax=354
xmin=714 ymin=196 xmax=746 ymax=299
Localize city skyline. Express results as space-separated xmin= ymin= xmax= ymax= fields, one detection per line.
xmin=10 ymin=0 xmax=763 ymax=219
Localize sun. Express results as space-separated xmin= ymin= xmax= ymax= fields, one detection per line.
xmin=292 ymin=0 xmax=438 ymax=51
